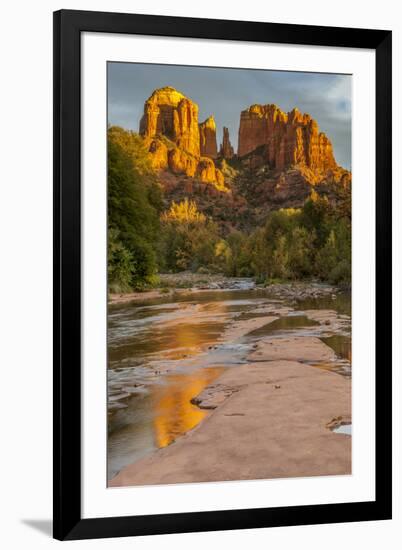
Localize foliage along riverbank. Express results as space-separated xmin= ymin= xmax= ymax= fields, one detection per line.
xmin=108 ymin=126 xmax=351 ymax=295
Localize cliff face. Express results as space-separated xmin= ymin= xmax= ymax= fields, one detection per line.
xmin=219 ymin=127 xmax=234 ymax=159
xmin=199 ymin=116 xmax=218 ymax=159
xmin=237 ymin=104 xmax=337 ymax=174
xmin=139 ymin=89 xmax=349 ymax=209
xmin=140 ymin=87 xmax=200 ymax=157
xmin=140 ymin=87 xmax=225 ymax=188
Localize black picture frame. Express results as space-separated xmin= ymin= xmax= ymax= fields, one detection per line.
xmin=53 ymin=9 xmax=392 ymax=541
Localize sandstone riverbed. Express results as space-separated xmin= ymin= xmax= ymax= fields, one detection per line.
xmin=107 ymin=281 xmax=351 ymax=485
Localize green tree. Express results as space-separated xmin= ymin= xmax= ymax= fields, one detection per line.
xmin=107 ymin=228 xmax=133 ymax=293
xmin=270 ymin=234 xmax=289 ymax=279
xmin=223 ymin=231 xmax=249 ymax=276
xmin=288 ymin=226 xmax=315 ymax=278
xmin=299 ymin=192 xmax=331 ymax=247
xmin=108 ymin=127 xmax=163 ymax=291
xmin=160 ymin=200 xmax=222 ymax=272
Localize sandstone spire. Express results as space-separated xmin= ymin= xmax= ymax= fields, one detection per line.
xmin=199 ymin=116 xmax=218 ymax=159
xmin=237 ymin=104 xmax=337 ymax=173
xmin=219 ymin=127 xmax=234 ymax=159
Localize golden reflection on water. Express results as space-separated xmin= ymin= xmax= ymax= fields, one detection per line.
xmin=151 ymin=367 xmax=224 ymax=448
xmin=114 ymin=300 xmax=231 ymax=363
xmin=129 ymin=298 xmax=230 ymax=448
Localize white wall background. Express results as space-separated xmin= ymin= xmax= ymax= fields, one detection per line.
xmin=0 ymin=0 xmax=400 ymax=548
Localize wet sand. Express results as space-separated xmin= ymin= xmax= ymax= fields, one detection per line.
xmin=109 ymin=286 xmax=239 ymax=305
xmin=109 ymin=275 xmax=257 ymax=305
xmin=110 ymin=335 xmax=351 ymax=487
xmin=110 ymin=288 xmax=181 ymax=305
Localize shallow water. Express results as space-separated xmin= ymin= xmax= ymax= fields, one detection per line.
xmin=333 ymin=423 xmax=352 ymax=436
xmin=248 ymin=315 xmax=319 ymax=337
xmin=293 ymin=291 xmax=351 ymax=316
xmin=108 ymin=366 xmax=225 ymax=477
xmin=321 ymin=334 xmax=351 ymax=362
xmin=107 ymin=285 xmax=351 ymax=480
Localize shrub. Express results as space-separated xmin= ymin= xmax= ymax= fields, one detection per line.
xmin=328 ymin=259 xmax=351 ymax=285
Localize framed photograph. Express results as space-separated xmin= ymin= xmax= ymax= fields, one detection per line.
xmin=53 ymin=9 xmax=392 ymax=540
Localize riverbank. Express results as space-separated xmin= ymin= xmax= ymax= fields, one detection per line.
xmin=110 ymin=332 xmax=351 ymax=487
xmin=108 ymin=273 xmax=250 ymax=304
xmin=108 ymin=272 xmax=342 ymax=305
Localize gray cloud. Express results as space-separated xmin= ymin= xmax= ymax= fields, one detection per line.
xmin=108 ymin=62 xmax=351 ymax=170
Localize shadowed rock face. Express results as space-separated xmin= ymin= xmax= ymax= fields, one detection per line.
xmin=199 ymin=116 xmax=218 ymax=159
xmin=140 ymin=87 xmax=225 ymax=187
xmin=219 ymin=127 xmax=234 ymax=159
xmin=238 ymin=104 xmax=337 ymax=173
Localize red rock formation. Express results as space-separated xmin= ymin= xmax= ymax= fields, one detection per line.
xmin=168 ymin=148 xmax=198 ymax=178
xmin=140 ymin=86 xmax=200 ymax=157
xmin=196 ymin=157 xmax=225 ymax=189
xmin=148 ymin=139 xmax=168 ymax=170
xmin=140 ymin=87 xmax=225 ymax=188
xmin=199 ymin=116 xmax=218 ymax=159
xmin=219 ymin=127 xmax=234 ymax=159
xmin=238 ymin=104 xmax=337 ymax=173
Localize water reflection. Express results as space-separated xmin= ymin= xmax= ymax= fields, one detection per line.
xmin=152 ymin=367 xmax=224 ymax=448
xmin=248 ymin=315 xmax=319 ymax=338
xmin=107 ymin=292 xmax=260 ymax=480
xmin=293 ymin=291 xmax=351 ymax=316
xmin=108 ymin=301 xmax=231 ymax=366
xmin=333 ymin=423 xmax=352 ymax=435
xmin=321 ymin=335 xmax=351 ymax=362
xmin=311 ymin=335 xmax=352 ymax=377
xmin=107 ymin=289 xmax=352 ymax=480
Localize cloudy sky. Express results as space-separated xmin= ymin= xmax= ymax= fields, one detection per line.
xmin=108 ymin=62 xmax=352 ymax=170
